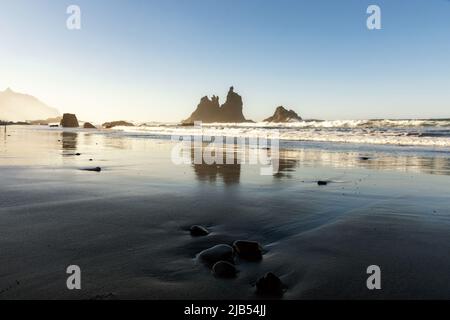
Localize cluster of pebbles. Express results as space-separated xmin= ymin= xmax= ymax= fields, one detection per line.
xmin=189 ymin=225 xmax=286 ymax=297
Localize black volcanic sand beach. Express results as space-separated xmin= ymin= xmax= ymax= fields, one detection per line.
xmin=1 ymin=126 xmax=450 ymax=299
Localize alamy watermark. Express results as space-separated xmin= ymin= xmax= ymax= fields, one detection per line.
xmin=65 ymin=4 xmax=382 ymax=32
xmin=170 ymin=122 xmax=280 ymax=176
xmin=367 ymin=5 xmax=382 ymax=30
xmin=66 ymin=265 xmax=81 ymax=290
xmin=66 ymin=5 xmax=81 ymax=30
xmin=366 ymin=265 xmax=381 ymax=290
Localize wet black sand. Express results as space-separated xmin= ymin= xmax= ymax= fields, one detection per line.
xmin=1 ymin=126 xmax=450 ymax=299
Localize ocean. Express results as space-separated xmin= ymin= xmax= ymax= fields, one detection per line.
xmin=112 ymin=119 xmax=450 ymax=148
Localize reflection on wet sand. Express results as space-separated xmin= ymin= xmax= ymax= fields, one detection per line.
xmin=282 ymin=148 xmax=450 ymax=176
xmin=61 ymin=131 xmax=78 ymax=151
xmin=1 ymin=126 xmax=449 ymax=177
xmin=191 ymin=146 xmax=241 ymax=185
xmin=188 ymin=140 xmax=450 ymax=185
xmin=1 ymin=125 xmax=6 ymax=144
xmin=274 ymin=157 xmax=299 ymax=179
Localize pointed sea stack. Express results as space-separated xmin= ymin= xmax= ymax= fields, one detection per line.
xmin=218 ymin=86 xmax=246 ymax=123
xmin=182 ymin=87 xmax=250 ymax=124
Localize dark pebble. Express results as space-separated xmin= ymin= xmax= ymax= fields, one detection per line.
xmin=256 ymin=272 xmax=285 ymax=297
xmin=317 ymin=180 xmax=328 ymax=186
xmin=233 ymin=240 xmax=263 ymax=261
xmin=198 ymin=244 xmax=234 ymax=266
xmin=81 ymin=167 xmax=101 ymax=172
xmin=212 ymin=261 xmax=237 ymax=278
xmin=190 ymin=225 xmax=210 ymax=236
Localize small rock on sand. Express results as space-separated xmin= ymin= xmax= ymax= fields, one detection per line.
xmin=81 ymin=167 xmax=101 ymax=172
xmin=212 ymin=261 xmax=237 ymax=278
xmin=256 ymin=272 xmax=285 ymax=297
xmin=198 ymin=244 xmax=234 ymax=266
xmin=190 ymin=225 xmax=210 ymax=237
xmin=317 ymin=180 xmax=328 ymax=186
xmin=233 ymin=240 xmax=263 ymax=261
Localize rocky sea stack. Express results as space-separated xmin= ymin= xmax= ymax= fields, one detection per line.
xmin=60 ymin=113 xmax=79 ymax=128
xmin=183 ymin=87 xmax=250 ymax=124
xmin=264 ymin=106 xmax=302 ymax=123
xmin=83 ymin=122 xmax=96 ymax=129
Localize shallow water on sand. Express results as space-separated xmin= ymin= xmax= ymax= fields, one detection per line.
xmin=1 ymin=126 xmax=450 ymax=299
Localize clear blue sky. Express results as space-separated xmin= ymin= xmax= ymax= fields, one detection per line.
xmin=1 ymin=0 xmax=449 ymax=122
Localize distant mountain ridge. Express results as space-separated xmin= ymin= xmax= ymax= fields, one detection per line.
xmin=0 ymin=88 xmax=60 ymax=122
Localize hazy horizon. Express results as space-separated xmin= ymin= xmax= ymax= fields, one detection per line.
xmin=1 ymin=0 xmax=450 ymax=123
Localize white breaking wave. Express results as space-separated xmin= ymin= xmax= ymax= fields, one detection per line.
xmin=114 ymin=119 xmax=450 ymax=148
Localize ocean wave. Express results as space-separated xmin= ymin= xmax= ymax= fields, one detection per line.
xmin=188 ymin=119 xmax=450 ymax=129
xmin=114 ymin=120 xmax=450 ymax=148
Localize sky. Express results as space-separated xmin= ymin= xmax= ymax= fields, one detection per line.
xmin=0 ymin=0 xmax=449 ymax=123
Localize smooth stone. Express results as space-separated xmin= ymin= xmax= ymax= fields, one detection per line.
xmin=190 ymin=225 xmax=210 ymax=237
xmin=359 ymin=156 xmax=370 ymax=161
xmin=212 ymin=261 xmax=237 ymax=278
xmin=233 ymin=240 xmax=263 ymax=261
xmin=317 ymin=180 xmax=328 ymax=186
xmin=256 ymin=272 xmax=285 ymax=297
xmin=198 ymin=244 xmax=234 ymax=266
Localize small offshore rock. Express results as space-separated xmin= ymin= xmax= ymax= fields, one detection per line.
xmin=233 ymin=240 xmax=263 ymax=261
xmin=256 ymin=272 xmax=285 ymax=297
xmin=190 ymin=225 xmax=210 ymax=237
xmin=264 ymin=106 xmax=302 ymax=123
xmin=198 ymin=244 xmax=234 ymax=266
xmin=317 ymin=180 xmax=328 ymax=186
xmin=359 ymin=156 xmax=370 ymax=161
xmin=212 ymin=261 xmax=237 ymax=278
xmin=102 ymin=121 xmax=134 ymax=129
xmin=83 ymin=122 xmax=96 ymax=129
xmin=60 ymin=113 xmax=79 ymax=128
